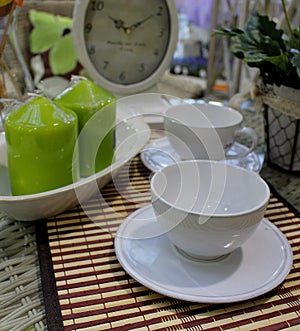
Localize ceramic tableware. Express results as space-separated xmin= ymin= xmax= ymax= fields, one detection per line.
xmin=115 ymin=204 xmax=292 ymax=303
xmin=0 ymin=108 xmax=150 ymax=221
xmin=164 ymin=103 xmax=258 ymax=161
xmin=140 ymin=136 xmax=263 ymax=173
xmin=150 ymin=160 xmax=270 ymax=260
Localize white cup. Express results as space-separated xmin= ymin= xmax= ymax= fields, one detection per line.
xmin=164 ymin=103 xmax=258 ymax=161
xmin=151 ymin=160 xmax=270 ymax=260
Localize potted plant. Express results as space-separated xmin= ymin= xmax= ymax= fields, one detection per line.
xmin=215 ymin=2 xmax=300 ymax=173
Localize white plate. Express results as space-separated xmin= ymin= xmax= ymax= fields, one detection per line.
xmin=0 ymin=109 xmax=150 ymax=221
xmin=140 ymin=137 xmax=263 ymax=173
xmin=115 ymin=204 xmax=293 ymax=303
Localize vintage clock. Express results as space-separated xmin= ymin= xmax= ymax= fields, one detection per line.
xmin=73 ymin=0 xmax=178 ymax=95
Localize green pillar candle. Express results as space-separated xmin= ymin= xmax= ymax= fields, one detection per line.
xmin=4 ymin=96 xmax=79 ymax=195
xmin=55 ymin=79 xmax=116 ymax=177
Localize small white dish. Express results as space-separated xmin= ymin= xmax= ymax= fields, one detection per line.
xmin=0 ymin=109 xmax=150 ymax=221
xmin=140 ymin=137 xmax=263 ymax=173
xmin=115 ymin=204 xmax=293 ymax=303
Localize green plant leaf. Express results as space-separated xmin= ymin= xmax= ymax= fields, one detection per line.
xmin=213 ymin=27 xmax=244 ymax=37
xmin=49 ymin=34 xmax=77 ymax=75
xmin=214 ymin=10 xmax=300 ymax=87
xmin=245 ymin=11 xmax=286 ymax=50
xmin=29 ymin=9 xmax=73 ymax=53
xmin=30 ymin=25 xmax=61 ymax=53
xmin=29 ymin=9 xmax=72 ymax=29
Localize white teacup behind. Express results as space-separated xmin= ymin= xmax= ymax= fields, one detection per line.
xmin=151 ymin=160 xmax=270 ymax=260
xmin=164 ymin=103 xmax=258 ymax=161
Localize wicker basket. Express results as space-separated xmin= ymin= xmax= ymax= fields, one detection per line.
xmin=258 ymin=83 xmax=300 ymax=174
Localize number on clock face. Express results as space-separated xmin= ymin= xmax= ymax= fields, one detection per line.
xmin=83 ymin=0 xmax=171 ymax=85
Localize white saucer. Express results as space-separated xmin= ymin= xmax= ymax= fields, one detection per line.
xmin=114 ymin=204 xmax=293 ymax=303
xmin=140 ymin=137 xmax=263 ymax=173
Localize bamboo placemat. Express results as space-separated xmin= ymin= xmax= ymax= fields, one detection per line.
xmin=37 ymin=156 xmax=300 ymax=331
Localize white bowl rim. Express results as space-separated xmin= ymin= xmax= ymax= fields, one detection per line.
xmin=164 ymin=103 xmax=243 ymax=129
xmin=151 ymin=160 xmax=270 ymax=218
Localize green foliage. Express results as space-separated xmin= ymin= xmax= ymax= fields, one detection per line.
xmin=29 ymin=9 xmax=78 ymax=75
xmin=215 ymin=11 xmax=300 ymax=89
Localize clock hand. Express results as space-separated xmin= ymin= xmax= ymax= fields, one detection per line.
xmin=108 ymin=16 xmax=126 ymax=30
xmin=108 ymin=16 xmax=132 ymax=34
xmin=108 ymin=13 xmax=156 ymax=35
xmin=130 ymin=13 xmax=156 ymax=31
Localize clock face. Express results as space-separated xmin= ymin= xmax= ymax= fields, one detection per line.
xmin=73 ymin=0 xmax=178 ymax=94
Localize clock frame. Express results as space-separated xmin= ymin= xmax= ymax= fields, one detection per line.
xmin=73 ymin=0 xmax=178 ymax=95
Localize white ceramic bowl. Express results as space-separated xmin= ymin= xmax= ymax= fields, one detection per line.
xmin=151 ymin=160 xmax=270 ymax=260
xmin=0 ymin=108 xmax=150 ymax=221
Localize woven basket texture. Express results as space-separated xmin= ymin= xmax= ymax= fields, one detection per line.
xmin=0 ymin=213 xmax=46 ymax=331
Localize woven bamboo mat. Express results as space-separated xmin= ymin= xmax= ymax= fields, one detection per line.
xmin=37 ymin=155 xmax=300 ymax=331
